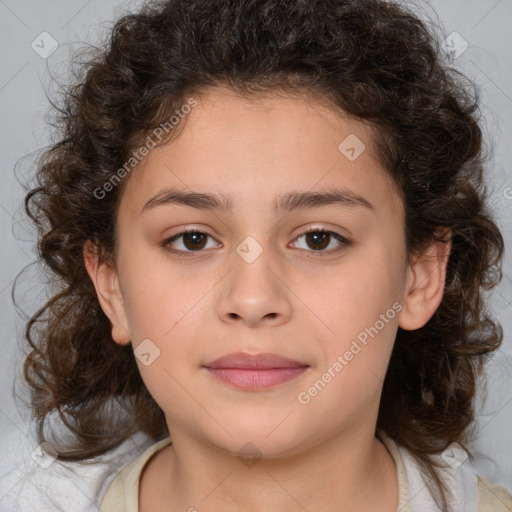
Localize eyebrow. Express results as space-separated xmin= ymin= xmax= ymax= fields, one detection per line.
xmin=141 ymin=186 xmax=374 ymax=216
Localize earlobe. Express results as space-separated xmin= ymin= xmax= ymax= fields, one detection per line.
xmin=83 ymin=240 xmax=131 ymax=345
xmin=398 ymin=228 xmax=452 ymax=331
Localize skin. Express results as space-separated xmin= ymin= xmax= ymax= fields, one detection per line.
xmin=85 ymin=85 xmax=451 ymax=512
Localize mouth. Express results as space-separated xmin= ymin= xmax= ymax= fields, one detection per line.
xmin=202 ymin=352 xmax=310 ymax=390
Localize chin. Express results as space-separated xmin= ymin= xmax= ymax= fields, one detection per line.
xmin=204 ymin=419 xmax=313 ymax=460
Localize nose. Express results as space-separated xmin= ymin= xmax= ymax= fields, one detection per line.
xmin=217 ymin=247 xmax=292 ymax=329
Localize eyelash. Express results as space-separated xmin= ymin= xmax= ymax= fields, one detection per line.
xmin=160 ymin=227 xmax=352 ymax=259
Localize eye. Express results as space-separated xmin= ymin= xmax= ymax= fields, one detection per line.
xmin=161 ymin=229 xmax=220 ymax=256
xmin=160 ymin=227 xmax=351 ymax=258
xmin=290 ymin=228 xmax=351 ymax=256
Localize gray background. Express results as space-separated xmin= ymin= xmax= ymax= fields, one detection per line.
xmin=0 ymin=0 xmax=511 ymax=509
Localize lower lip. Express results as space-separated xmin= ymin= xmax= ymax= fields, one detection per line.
xmin=204 ymin=367 xmax=309 ymax=390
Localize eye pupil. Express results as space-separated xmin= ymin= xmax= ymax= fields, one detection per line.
xmin=164 ymin=228 xmax=346 ymax=257
xmin=184 ymin=232 xmax=207 ymax=250
xmin=306 ymin=231 xmax=329 ymax=250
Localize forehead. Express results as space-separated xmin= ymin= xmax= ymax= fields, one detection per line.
xmin=119 ymin=86 xmax=403 ymax=220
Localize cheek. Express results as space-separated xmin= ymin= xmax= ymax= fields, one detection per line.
xmin=304 ymin=251 xmax=400 ymax=337
xmin=296 ymin=247 xmax=402 ymax=397
xmin=119 ymin=247 xmax=211 ymax=340
xmin=122 ymin=268 xmax=212 ymax=415
xmin=117 ymin=253 xmax=216 ymax=391
xmin=294 ymin=269 xmax=400 ymax=420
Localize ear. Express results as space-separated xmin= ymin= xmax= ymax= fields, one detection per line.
xmin=83 ymin=240 xmax=131 ymax=345
xmin=398 ymin=228 xmax=452 ymax=331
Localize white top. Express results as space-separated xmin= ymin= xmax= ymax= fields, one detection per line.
xmin=99 ymin=431 xmax=512 ymax=512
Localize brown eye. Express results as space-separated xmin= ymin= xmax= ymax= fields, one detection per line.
xmin=161 ymin=227 xmax=351 ymax=259
xmin=181 ymin=231 xmax=208 ymax=250
xmin=304 ymin=230 xmax=330 ymax=250
xmin=161 ymin=229 xmax=220 ymax=256
xmin=291 ymin=228 xmax=351 ymax=256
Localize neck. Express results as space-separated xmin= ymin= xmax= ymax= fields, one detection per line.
xmin=140 ymin=423 xmax=398 ymax=512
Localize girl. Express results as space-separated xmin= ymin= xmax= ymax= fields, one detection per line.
xmin=22 ymin=0 xmax=512 ymax=510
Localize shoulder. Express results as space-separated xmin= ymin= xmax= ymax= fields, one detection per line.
xmin=477 ymin=475 xmax=512 ymax=512
xmin=377 ymin=431 xmax=512 ymax=512
xmin=99 ymin=437 xmax=172 ymax=512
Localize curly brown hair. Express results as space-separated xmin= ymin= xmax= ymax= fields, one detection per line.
xmin=21 ymin=0 xmax=504 ymax=509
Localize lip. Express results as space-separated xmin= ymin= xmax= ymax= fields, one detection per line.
xmin=203 ymin=352 xmax=310 ymax=390
xmin=204 ymin=352 xmax=308 ymax=369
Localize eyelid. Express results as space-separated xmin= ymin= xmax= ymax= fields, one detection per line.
xmin=161 ymin=228 xmax=221 ymax=255
xmin=289 ymin=227 xmax=351 ymax=256
xmin=160 ymin=225 xmax=351 ymax=257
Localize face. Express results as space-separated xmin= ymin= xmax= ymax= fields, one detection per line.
xmin=87 ymin=86 xmax=448 ymax=458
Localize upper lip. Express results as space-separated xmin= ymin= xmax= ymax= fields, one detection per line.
xmin=203 ymin=352 xmax=309 ymax=370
